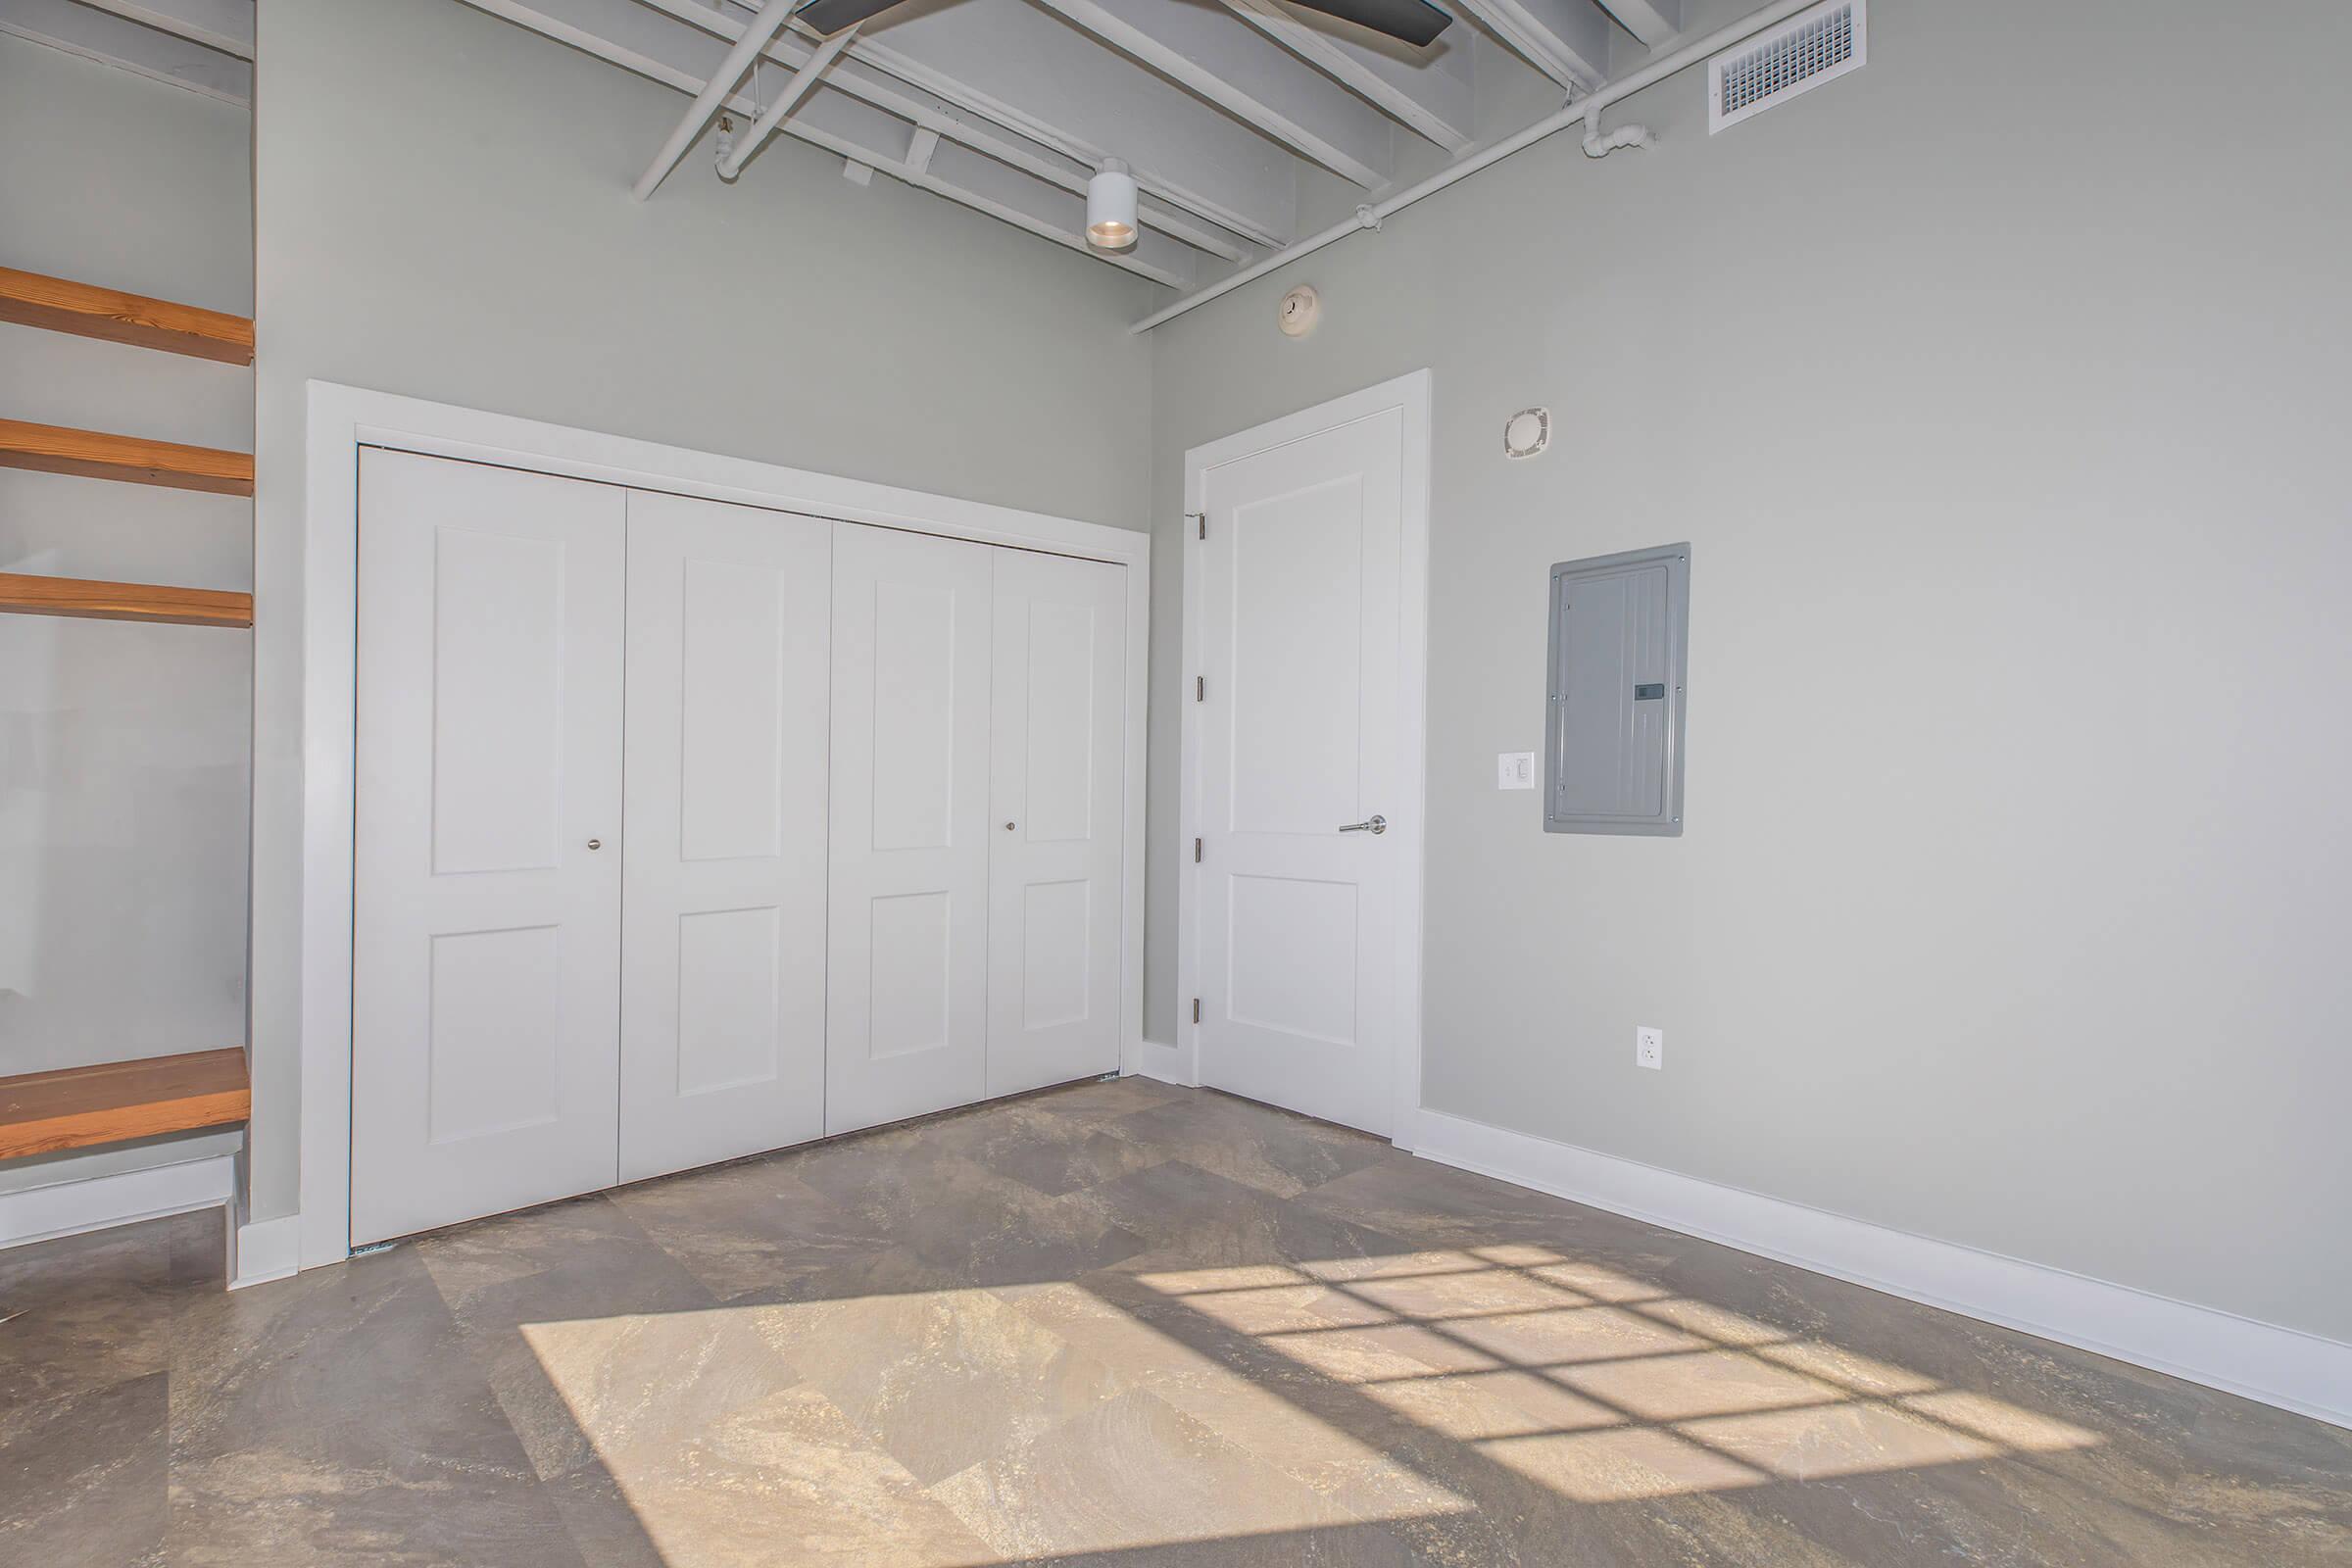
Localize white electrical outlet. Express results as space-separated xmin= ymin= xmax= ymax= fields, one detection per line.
xmin=1636 ymin=1026 xmax=1663 ymax=1069
xmin=1497 ymin=752 xmax=1536 ymax=790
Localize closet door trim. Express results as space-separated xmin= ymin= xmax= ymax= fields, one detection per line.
xmin=297 ymin=384 xmax=1148 ymax=1275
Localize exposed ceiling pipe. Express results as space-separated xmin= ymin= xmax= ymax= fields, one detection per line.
xmin=632 ymin=0 xmax=798 ymax=200
xmin=1583 ymin=102 xmax=1657 ymax=159
xmin=1127 ymin=0 xmax=1822 ymax=334
xmin=715 ymin=24 xmax=858 ymax=181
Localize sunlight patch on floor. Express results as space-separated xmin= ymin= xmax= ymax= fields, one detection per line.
xmin=521 ymin=1286 xmax=1469 ymax=1568
xmin=516 ymin=1245 xmax=2099 ymax=1561
xmin=1146 ymin=1244 xmax=2100 ymax=1501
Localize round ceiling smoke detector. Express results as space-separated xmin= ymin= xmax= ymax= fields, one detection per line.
xmin=1503 ymin=407 xmax=1550 ymax=460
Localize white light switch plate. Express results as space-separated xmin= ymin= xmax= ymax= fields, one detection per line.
xmin=1497 ymin=752 xmax=1536 ymax=790
xmin=1636 ymin=1026 xmax=1663 ymax=1069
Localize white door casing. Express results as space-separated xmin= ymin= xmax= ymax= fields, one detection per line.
xmin=300 ymin=383 xmax=1152 ymax=1273
xmin=350 ymin=450 xmax=625 ymax=1245
xmin=618 ymin=491 xmax=832 ymax=1182
xmin=987 ymin=550 xmax=1127 ymax=1097
xmin=825 ymin=522 xmax=994 ymax=1134
xmin=1181 ymin=371 xmax=1432 ymax=1142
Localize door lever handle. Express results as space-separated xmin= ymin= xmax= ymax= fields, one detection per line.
xmin=1338 ymin=814 xmax=1387 ymax=835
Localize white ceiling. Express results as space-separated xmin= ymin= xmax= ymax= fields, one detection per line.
xmin=0 ymin=0 xmax=1681 ymax=288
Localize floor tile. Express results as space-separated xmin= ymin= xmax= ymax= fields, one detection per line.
xmin=167 ymin=1249 xmax=582 ymax=1567
xmin=611 ymin=1157 xmax=900 ymax=1302
xmin=0 ymin=1369 xmax=169 ymax=1566
xmin=1079 ymin=1156 xmax=1422 ymax=1277
xmin=755 ymin=1284 xmax=1130 ymax=1485
xmin=1102 ymin=1092 xmax=1394 ymax=1199
xmin=1293 ymin=1155 xmax=1611 ymax=1246
xmin=790 ymin=1135 xmax=1149 ymax=1289
xmin=928 ymin=1387 xmax=1385 ymax=1559
xmin=416 ymin=1194 xmax=721 ymax=1481
xmin=997 ymin=1276 xmax=1462 ymax=1507
xmin=1022 ymin=1072 xmax=1192 ymax=1128
xmin=0 ymin=1210 xmax=210 ymax=1411
xmin=509 ymin=1302 xmax=806 ymax=1483
xmin=593 ymin=1382 xmax=993 ymax=1568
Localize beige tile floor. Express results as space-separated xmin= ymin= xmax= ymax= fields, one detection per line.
xmin=3 ymin=1075 xmax=2347 ymax=1564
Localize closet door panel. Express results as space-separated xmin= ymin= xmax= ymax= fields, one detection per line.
xmin=988 ymin=551 xmax=1126 ymax=1097
xmin=352 ymin=450 xmax=624 ymax=1246
xmin=619 ymin=490 xmax=831 ymax=1182
xmin=826 ymin=522 xmax=992 ymax=1134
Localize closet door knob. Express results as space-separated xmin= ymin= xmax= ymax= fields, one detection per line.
xmin=587 ymin=839 xmax=603 ymax=851
xmin=1004 ymin=821 xmax=1017 ymax=832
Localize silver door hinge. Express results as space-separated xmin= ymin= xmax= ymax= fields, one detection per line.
xmin=1192 ymin=998 xmax=1201 ymax=1024
xmin=1189 ymin=512 xmax=1204 ymax=541
xmin=1196 ymin=675 xmax=1205 ymax=702
xmin=1194 ymin=837 xmax=1202 ymax=862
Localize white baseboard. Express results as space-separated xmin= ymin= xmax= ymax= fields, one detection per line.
xmin=0 ymin=1154 xmax=237 ymax=1250
xmin=228 ymin=1211 xmax=303 ymax=1290
xmin=1131 ymin=1037 xmax=1197 ymax=1088
xmin=1412 ymin=1108 xmax=2352 ymax=1433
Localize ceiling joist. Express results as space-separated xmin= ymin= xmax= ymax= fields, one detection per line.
xmin=651 ymin=0 xmax=1288 ymax=249
xmin=66 ymin=0 xmax=251 ymax=58
xmin=612 ymin=0 xmax=1256 ymax=257
xmin=1596 ymin=0 xmax=1679 ymax=48
xmin=1020 ymin=0 xmax=1396 ymax=188
xmin=461 ymin=0 xmax=1200 ymax=285
xmin=0 ymin=0 xmax=250 ymax=102
xmin=1450 ymin=0 xmax=1613 ymax=91
xmin=1217 ymin=0 xmax=1475 ymax=154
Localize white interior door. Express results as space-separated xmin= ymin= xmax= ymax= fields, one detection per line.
xmin=352 ymin=450 xmax=624 ymax=1245
xmin=988 ymin=550 xmax=1126 ymax=1098
xmin=618 ymin=491 xmax=831 ymax=1182
xmin=825 ymin=522 xmax=992 ymax=1134
xmin=1196 ymin=407 xmax=1407 ymax=1136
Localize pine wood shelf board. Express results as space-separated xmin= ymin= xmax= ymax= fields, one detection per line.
xmin=0 ymin=1048 xmax=250 ymax=1161
xmin=0 ymin=571 xmax=252 ymax=628
xmin=0 ymin=267 xmax=254 ymax=365
xmin=0 ymin=418 xmax=254 ymax=497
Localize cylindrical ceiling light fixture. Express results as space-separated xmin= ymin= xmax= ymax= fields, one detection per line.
xmin=1086 ymin=159 xmax=1138 ymax=251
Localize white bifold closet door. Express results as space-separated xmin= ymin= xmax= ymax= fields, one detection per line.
xmin=617 ymin=491 xmax=831 ymax=1182
xmin=825 ymin=523 xmax=995 ymax=1134
xmin=351 ymin=450 xmax=625 ymax=1247
xmin=987 ymin=549 xmax=1126 ymax=1098
xmin=352 ymin=456 xmax=1132 ymax=1237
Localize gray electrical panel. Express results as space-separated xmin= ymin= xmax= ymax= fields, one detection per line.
xmin=1544 ymin=543 xmax=1690 ymax=836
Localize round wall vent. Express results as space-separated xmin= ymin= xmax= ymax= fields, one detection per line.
xmin=1503 ymin=407 xmax=1549 ymax=459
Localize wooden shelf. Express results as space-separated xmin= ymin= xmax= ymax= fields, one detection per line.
xmin=0 ymin=571 xmax=251 ymax=628
xmin=0 ymin=267 xmax=253 ymax=365
xmin=0 ymin=1049 xmax=250 ymax=1161
xmin=0 ymin=418 xmax=253 ymax=496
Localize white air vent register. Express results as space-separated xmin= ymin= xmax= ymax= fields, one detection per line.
xmin=1709 ymin=0 xmax=1866 ymax=133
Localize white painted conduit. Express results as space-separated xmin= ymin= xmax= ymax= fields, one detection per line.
xmin=717 ymin=25 xmax=859 ymax=181
xmin=633 ymin=0 xmax=797 ymax=201
xmin=1127 ymin=0 xmax=1823 ymax=334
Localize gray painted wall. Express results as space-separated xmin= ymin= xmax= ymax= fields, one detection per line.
xmin=1147 ymin=0 xmax=2352 ymax=1340
xmin=0 ymin=34 xmax=252 ymax=1195
xmin=244 ymin=0 xmax=1157 ymax=1220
